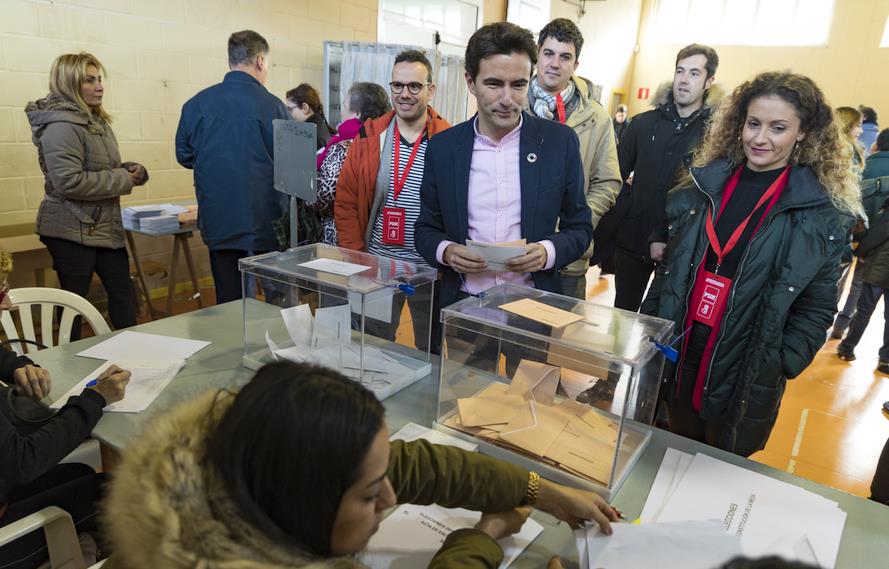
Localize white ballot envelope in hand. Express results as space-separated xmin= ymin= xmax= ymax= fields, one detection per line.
xmin=466 ymin=239 xmax=527 ymax=270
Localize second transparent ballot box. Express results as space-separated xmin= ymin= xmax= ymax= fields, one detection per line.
xmin=435 ymin=284 xmax=674 ymax=497
xmin=239 ymin=244 xmax=437 ymax=400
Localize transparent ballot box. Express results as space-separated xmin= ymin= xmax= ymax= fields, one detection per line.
xmin=239 ymin=244 xmax=437 ymax=400
xmin=435 ymin=284 xmax=673 ymax=497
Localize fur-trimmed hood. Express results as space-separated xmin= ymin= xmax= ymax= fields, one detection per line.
xmin=25 ymin=94 xmax=103 ymax=138
xmin=102 ymin=390 xmax=362 ymax=569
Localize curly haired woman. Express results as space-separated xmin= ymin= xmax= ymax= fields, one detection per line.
xmin=642 ymin=71 xmax=861 ymax=456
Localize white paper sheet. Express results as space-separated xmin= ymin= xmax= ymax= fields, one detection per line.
xmin=656 ymin=452 xmax=846 ymax=567
xmin=281 ymin=304 xmax=313 ymax=346
xmin=312 ymin=304 xmax=352 ymax=346
xmin=390 ymin=422 xmax=478 ymax=451
xmin=639 ymin=448 xmax=694 ymax=523
xmin=349 ymin=290 xmax=394 ymax=324
xmin=299 ymin=258 xmax=371 ymax=276
xmin=76 ymin=331 xmax=210 ymax=361
xmin=361 ymin=503 xmax=543 ymax=569
xmin=51 ymin=359 xmax=185 ymax=413
xmin=585 ymin=520 xmax=743 ymax=569
xmin=466 ymin=239 xmax=527 ymax=270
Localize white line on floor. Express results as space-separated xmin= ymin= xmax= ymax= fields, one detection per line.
xmin=791 ymin=408 xmax=810 ymax=458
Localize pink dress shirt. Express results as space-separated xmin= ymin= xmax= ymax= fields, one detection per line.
xmin=436 ymin=117 xmax=556 ymax=295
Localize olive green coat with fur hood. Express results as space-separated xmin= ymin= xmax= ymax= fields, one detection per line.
xmin=641 ymin=159 xmax=855 ymax=456
xmin=25 ymin=94 xmax=142 ymax=249
xmin=102 ymin=390 xmax=529 ymax=569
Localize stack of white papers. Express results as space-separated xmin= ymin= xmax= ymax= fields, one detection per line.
xmin=76 ymin=330 xmax=211 ymax=361
xmin=359 ymin=423 xmax=543 ymax=569
xmin=138 ymin=215 xmax=180 ymax=234
xmin=576 ymin=520 xmax=743 ymax=569
xmin=635 ymin=449 xmax=846 ymax=568
xmin=123 ymin=204 xmax=188 ymax=231
xmin=51 ymin=359 xmax=185 ymax=413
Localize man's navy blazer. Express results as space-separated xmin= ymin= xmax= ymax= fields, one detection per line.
xmin=414 ymin=111 xmax=593 ymax=308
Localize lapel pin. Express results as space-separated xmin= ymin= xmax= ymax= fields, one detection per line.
xmin=527 ymin=153 xmax=537 ymax=163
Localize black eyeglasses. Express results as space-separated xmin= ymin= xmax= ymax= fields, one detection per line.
xmin=389 ymin=81 xmax=430 ymax=95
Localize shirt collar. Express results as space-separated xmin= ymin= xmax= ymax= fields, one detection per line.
xmin=472 ymin=114 xmax=523 ymax=146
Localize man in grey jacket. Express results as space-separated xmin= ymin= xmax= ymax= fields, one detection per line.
xmin=527 ymin=18 xmax=621 ymax=300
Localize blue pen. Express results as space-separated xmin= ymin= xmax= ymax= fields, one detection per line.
xmin=85 ymin=378 xmax=99 ymax=388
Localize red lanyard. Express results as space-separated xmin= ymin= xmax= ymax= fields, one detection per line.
xmin=393 ymin=123 xmax=427 ymax=202
xmin=555 ymin=93 xmax=566 ymax=124
xmin=705 ymin=166 xmax=790 ymax=272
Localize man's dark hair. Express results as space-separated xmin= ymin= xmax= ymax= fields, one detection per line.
xmin=675 ymin=43 xmax=719 ymax=79
xmin=228 ymin=30 xmax=269 ymax=67
xmin=860 ymin=105 xmax=878 ymax=124
xmin=206 ymin=361 xmax=385 ymax=556
xmin=465 ymin=22 xmax=537 ymax=80
xmin=876 ymin=128 xmax=889 ymax=152
xmin=537 ymin=18 xmax=584 ymax=60
xmin=347 ymin=82 xmax=392 ymax=122
xmin=394 ymin=49 xmax=433 ymax=83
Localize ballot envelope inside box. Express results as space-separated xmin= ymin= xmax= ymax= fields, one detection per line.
xmin=239 ymin=244 xmax=438 ymax=401
xmin=435 ymin=284 xmax=673 ymax=498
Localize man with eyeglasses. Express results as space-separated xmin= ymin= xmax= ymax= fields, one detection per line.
xmin=335 ymin=49 xmax=450 ymax=352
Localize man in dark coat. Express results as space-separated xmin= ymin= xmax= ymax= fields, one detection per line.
xmin=610 ymin=44 xmax=719 ymax=312
xmin=175 ymin=30 xmax=291 ymax=304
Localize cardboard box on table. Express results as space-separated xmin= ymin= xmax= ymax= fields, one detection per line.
xmin=239 ymin=244 xmax=436 ymax=400
xmin=435 ymin=284 xmax=673 ymax=499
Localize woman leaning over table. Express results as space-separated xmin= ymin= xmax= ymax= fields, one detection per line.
xmin=102 ymin=361 xmax=617 ymax=569
xmin=0 ymin=247 xmax=131 ymax=568
xmin=642 ymin=71 xmax=861 ymax=457
xmin=25 ymin=52 xmax=148 ymax=339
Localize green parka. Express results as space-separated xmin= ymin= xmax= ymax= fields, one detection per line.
xmin=641 ymin=158 xmax=855 ymax=456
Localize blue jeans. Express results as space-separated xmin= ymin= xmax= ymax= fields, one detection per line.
xmin=839 ymin=282 xmax=889 ymax=361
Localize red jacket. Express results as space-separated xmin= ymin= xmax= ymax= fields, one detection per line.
xmin=334 ymin=108 xmax=450 ymax=251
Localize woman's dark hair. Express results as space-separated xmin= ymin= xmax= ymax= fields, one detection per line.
xmin=347 ymin=82 xmax=391 ymax=122
xmin=877 ymin=128 xmax=889 ymax=152
xmin=465 ymin=22 xmax=537 ymax=80
xmin=206 ymin=361 xmax=385 ymax=556
xmin=719 ymin=556 xmax=818 ymax=569
xmin=286 ymin=83 xmax=336 ymax=134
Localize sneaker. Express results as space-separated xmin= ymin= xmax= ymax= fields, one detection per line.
xmin=837 ymin=349 xmax=856 ymax=361
xmin=878 ymin=361 xmax=889 ymax=375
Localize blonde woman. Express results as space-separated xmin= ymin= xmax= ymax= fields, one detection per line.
xmin=642 ymin=72 xmax=860 ymax=457
xmin=25 ymin=53 xmax=147 ymax=338
xmin=836 ymin=105 xmax=866 ymax=167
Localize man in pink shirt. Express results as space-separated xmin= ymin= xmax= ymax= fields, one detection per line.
xmin=415 ymin=22 xmax=592 ymax=312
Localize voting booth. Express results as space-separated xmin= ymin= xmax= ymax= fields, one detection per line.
xmin=435 ymin=284 xmax=673 ymax=498
xmin=239 ymin=244 xmax=437 ymax=400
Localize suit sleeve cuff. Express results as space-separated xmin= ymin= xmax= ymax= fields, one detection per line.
xmin=436 ymin=240 xmax=456 ymax=266
xmin=540 ymin=240 xmax=556 ymax=270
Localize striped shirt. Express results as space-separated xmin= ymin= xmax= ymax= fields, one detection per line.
xmin=368 ymin=133 xmax=428 ymax=266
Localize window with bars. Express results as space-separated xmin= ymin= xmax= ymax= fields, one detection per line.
xmin=645 ymin=0 xmax=835 ymax=47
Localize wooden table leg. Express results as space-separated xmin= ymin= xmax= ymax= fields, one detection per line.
xmin=126 ymin=231 xmax=157 ymax=320
xmin=180 ymin=232 xmax=204 ymax=308
xmin=165 ymin=235 xmax=182 ymax=316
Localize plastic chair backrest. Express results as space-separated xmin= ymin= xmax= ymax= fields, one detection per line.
xmin=0 ymin=288 xmax=111 ymax=355
xmin=0 ymin=506 xmax=87 ymax=569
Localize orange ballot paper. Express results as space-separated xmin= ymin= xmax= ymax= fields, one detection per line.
xmin=498 ymin=298 xmax=584 ymax=328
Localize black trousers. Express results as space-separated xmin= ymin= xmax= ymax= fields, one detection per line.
xmin=613 ymin=249 xmax=654 ymax=311
xmin=209 ymin=249 xmax=257 ymax=304
xmin=667 ymin=322 xmax=726 ymax=448
xmin=872 ymin=435 xmax=889 ymax=505
xmin=40 ymin=237 xmax=136 ymax=341
xmin=0 ymin=464 xmax=103 ymax=569
xmin=363 ymin=284 xmax=442 ymax=354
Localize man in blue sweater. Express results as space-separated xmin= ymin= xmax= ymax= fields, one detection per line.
xmin=176 ymin=30 xmax=291 ymax=303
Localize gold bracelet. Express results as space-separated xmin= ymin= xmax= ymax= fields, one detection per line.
xmin=524 ymin=471 xmax=540 ymax=506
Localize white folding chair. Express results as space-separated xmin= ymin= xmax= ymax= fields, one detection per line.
xmin=0 ymin=288 xmax=111 ymax=356
xmin=0 ymin=506 xmax=88 ymax=569
xmin=0 ymin=288 xmax=109 ymax=470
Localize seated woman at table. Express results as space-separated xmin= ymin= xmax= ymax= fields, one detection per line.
xmin=103 ymin=361 xmax=618 ymax=569
xmin=0 ymin=248 xmax=131 ymax=568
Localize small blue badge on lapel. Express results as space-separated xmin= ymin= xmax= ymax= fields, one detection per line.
xmin=526 ymin=153 xmax=537 ymax=163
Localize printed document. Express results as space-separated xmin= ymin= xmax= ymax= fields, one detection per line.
xmin=298 ymin=258 xmax=371 ymax=276
xmin=51 ymin=359 xmax=185 ymax=413
xmin=466 ymin=239 xmax=527 ymax=270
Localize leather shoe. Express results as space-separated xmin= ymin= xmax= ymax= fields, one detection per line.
xmin=837 ymin=350 xmax=856 ymax=362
